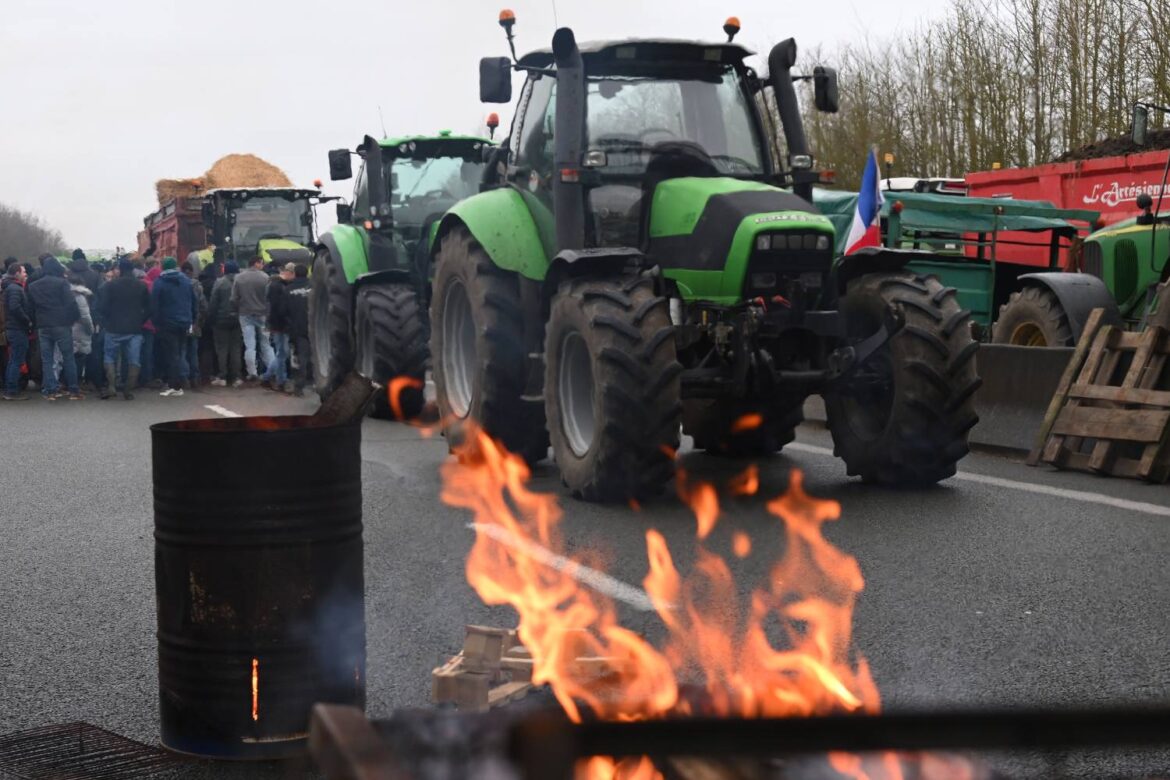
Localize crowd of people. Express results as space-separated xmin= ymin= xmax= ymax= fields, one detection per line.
xmin=0 ymin=248 xmax=312 ymax=401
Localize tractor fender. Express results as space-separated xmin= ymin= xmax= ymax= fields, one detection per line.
xmin=320 ymin=225 xmax=370 ymax=285
xmin=545 ymin=247 xmax=649 ymax=295
xmin=436 ymin=188 xmax=549 ymax=280
xmin=353 ymin=269 xmax=414 ymax=289
xmin=1018 ymin=272 xmax=1123 ymax=341
xmin=834 ymin=247 xmax=932 ymax=296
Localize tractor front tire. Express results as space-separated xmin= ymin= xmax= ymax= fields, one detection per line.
xmin=545 ymin=275 xmax=682 ymax=502
xmin=825 ymin=271 xmax=980 ymax=485
xmin=992 ymin=285 xmax=1074 ymax=347
xmin=310 ymin=248 xmax=354 ymax=402
xmin=683 ymin=400 xmax=803 ymax=457
xmin=355 ymin=283 xmax=429 ymax=420
xmin=430 ymin=226 xmax=547 ymax=463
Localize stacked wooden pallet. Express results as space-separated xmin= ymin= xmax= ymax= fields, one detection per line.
xmin=432 ymin=626 xmax=535 ymax=712
xmin=1030 ymin=307 xmax=1170 ymax=481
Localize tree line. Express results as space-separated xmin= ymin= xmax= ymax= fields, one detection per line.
xmin=0 ymin=203 xmax=67 ymax=260
xmin=797 ymin=0 xmax=1170 ymax=189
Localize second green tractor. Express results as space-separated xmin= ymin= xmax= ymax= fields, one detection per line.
xmin=311 ymin=132 xmax=491 ymax=417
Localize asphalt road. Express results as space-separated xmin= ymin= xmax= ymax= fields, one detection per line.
xmin=2 ymin=387 xmax=1169 ymax=779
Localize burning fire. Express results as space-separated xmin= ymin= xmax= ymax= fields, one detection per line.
xmin=388 ymin=376 xmax=424 ymax=420
xmin=251 ymin=658 xmax=259 ymax=722
xmin=440 ymin=427 xmax=896 ymax=779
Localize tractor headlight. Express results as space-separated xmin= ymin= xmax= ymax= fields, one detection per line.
xmin=816 ymin=235 xmax=831 ymax=251
xmin=790 ymin=154 xmax=813 ymax=170
xmin=756 ymin=234 xmax=771 ymax=251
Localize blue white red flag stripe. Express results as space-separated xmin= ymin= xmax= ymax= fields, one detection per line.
xmin=844 ymin=148 xmax=885 ymax=255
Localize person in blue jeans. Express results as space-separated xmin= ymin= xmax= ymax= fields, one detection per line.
xmin=262 ymin=263 xmax=294 ymax=389
xmin=230 ymin=256 xmax=276 ymax=381
xmin=26 ymin=256 xmax=81 ymax=400
xmin=95 ymin=258 xmax=150 ymax=400
xmin=2 ymin=264 xmax=32 ymax=401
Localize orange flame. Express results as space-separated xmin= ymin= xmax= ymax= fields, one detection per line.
xmin=251 ymin=658 xmax=259 ymax=722
xmin=730 ymin=413 xmax=763 ymax=433
xmin=388 ymin=376 xmax=424 ymax=421
xmin=442 ymin=425 xmax=897 ymax=779
xmin=727 ymin=464 xmax=759 ymax=497
xmin=732 ymin=531 xmax=752 ymax=558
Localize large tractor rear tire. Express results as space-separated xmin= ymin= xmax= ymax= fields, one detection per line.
xmin=992 ymin=285 xmax=1074 ymax=347
xmin=310 ymin=248 xmax=354 ymax=402
xmin=430 ymin=226 xmax=548 ymax=463
xmin=545 ymin=275 xmax=682 ymax=502
xmin=825 ymin=271 xmax=980 ymax=485
xmin=683 ymin=400 xmax=803 ymax=457
xmin=355 ymin=283 xmax=429 ymax=420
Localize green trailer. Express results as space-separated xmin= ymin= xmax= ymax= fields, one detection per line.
xmin=815 ymin=190 xmax=1112 ymax=346
xmin=311 ymin=132 xmax=492 ymax=416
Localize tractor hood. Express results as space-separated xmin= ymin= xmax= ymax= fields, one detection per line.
xmin=647 ymin=177 xmax=835 ymax=304
xmin=258 ymin=237 xmax=313 ymax=266
xmin=649 ymin=177 xmax=832 ymax=270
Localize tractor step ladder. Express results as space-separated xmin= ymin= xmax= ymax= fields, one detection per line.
xmin=1029 ymin=307 xmax=1170 ymax=482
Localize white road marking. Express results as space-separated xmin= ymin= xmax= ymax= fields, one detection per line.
xmin=785 ymin=442 xmax=1170 ymax=519
xmin=467 ymin=522 xmax=664 ymax=612
xmin=204 ymin=405 xmax=242 ymax=418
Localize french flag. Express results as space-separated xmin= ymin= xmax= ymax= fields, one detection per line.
xmin=844 ymin=148 xmax=885 ymax=254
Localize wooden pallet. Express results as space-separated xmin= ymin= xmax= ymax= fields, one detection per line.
xmin=1029 ymin=308 xmax=1170 ymax=481
xmin=432 ymin=626 xmax=623 ymax=712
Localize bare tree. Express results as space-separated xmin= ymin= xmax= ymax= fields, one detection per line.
xmin=0 ymin=203 xmax=67 ymax=260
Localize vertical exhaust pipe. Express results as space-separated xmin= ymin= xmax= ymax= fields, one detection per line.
xmin=769 ymin=39 xmax=813 ymax=201
xmin=553 ymin=27 xmax=586 ymax=250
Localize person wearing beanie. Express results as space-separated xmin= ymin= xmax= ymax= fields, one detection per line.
xmin=151 ymin=256 xmax=197 ymax=397
xmin=208 ymin=260 xmax=242 ymax=386
xmin=27 ymin=255 xmax=82 ymax=399
xmin=285 ymin=264 xmax=311 ymax=396
xmin=2 ymin=263 xmax=32 ymax=400
xmin=94 ymin=258 xmax=151 ymax=400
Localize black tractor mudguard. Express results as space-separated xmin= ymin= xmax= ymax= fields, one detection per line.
xmin=1019 ymin=272 xmax=1123 ymax=341
xmin=834 ymin=247 xmax=936 ymax=296
xmin=545 ymin=247 xmax=650 ymax=294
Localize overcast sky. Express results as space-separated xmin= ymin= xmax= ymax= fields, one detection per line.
xmin=1 ymin=0 xmax=945 ymax=250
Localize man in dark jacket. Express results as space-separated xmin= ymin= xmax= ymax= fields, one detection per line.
xmin=262 ymin=263 xmax=294 ymax=390
xmin=69 ymin=249 xmax=102 ymax=295
xmin=284 ymin=264 xmax=311 ymax=396
xmin=95 ymin=258 xmax=151 ymax=400
xmin=3 ymin=264 xmax=32 ymax=401
xmin=151 ymin=257 xmax=198 ymax=397
xmin=179 ymin=261 xmax=209 ymax=388
xmin=27 ymin=255 xmax=81 ymax=400
xmin=208 ymin=261 xmax=242 ymax=386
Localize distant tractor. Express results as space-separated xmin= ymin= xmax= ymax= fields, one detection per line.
xmin=426 ymin=12 xmax=981 ymax=501
xmin=311 ymin=132 xmax=491 ymax=417
xmin=141 ymin=186 xmax=326 ymax=269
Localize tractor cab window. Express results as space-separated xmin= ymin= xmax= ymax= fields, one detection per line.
xmin=353 ymin=163 xmax=370 ymax=221
xmin=389 ymin=155 xmax=484 ymax=242
xmin=230 ymin=196 xmax=311 ymax=249
xmin=585 ymin=65 xmax=765 ymax=177
xmin=513 ymin=75 xmax=557 ymax=194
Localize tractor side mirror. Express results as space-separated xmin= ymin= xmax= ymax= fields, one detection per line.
xmin=1133 ymin=104 xmax=1150 ymax=146
xmin=336 ymin=202 xmax=353 ymax=224
xmin=479 ymin=57 xmax=513 ymax=103
xmin=328 ymin=149 xmax=353 ymax=181
xmin=814 ymin=66 xmax=840 ymax=114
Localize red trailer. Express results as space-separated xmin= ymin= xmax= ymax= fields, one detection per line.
xmin=137 ymin=197 xmax=207 ymax=261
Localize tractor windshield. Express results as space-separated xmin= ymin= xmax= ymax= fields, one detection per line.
xmin=586 ymin=65 xmax=765 ymax=176
xmin=390 ymin=156 xmax=484 ymax=240
xmin=230 ymin=196 xmax=311 ymax=247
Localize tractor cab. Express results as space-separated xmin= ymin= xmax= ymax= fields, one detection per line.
xmin=328 ymin=133 xmax=491 ymax=277
xmin=202 ymin=187 xmax=321 ymax=267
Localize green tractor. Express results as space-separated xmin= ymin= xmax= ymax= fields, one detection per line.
xmin=312 ymin=132 xmax=492 ymax=416
xmin=202 ymin=187 xmax=323 ymax=267
xmin=427 ymin=14 xmax=981 ymax=501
